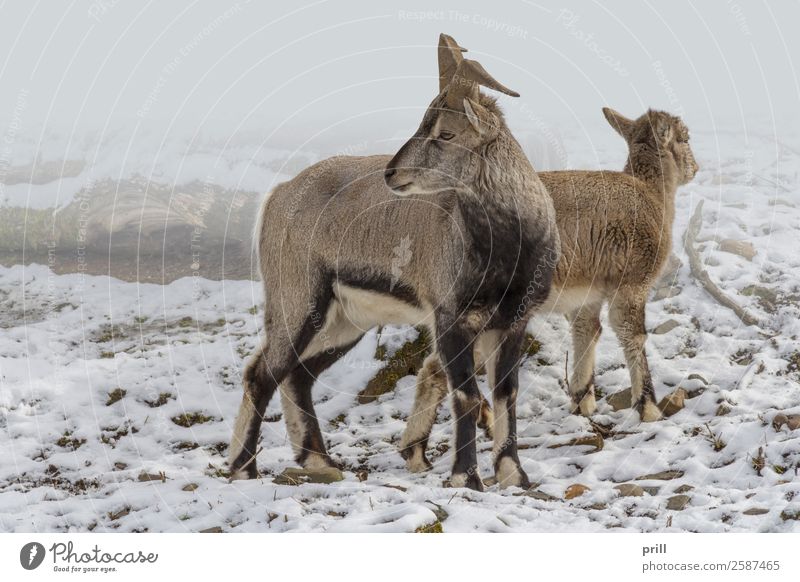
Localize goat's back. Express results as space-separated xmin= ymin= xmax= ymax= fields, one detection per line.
xmin=540 ymin=170 xmax=672 ymax=292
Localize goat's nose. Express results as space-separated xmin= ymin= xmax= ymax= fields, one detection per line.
xmin=384 ymin=168 xmax=396 ymax=180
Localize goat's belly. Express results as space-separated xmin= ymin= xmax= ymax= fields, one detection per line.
xmin=538 ymin=285 xmax=604 ymax=315
xmin=333 ymin=283 xmax=434 ymax=330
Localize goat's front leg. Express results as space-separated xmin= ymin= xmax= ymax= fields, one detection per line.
xmin=491 ymin=330 xmax=531 ymax=489
xmin=437 ymin=322 xmax=484 ymax=491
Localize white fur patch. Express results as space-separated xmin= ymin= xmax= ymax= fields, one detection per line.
xmin=228 ymin=393 xmax=257 ymax=466
xmin=401 ymin=354 xmax=447 ymax=453
xmin=491 ymin=397 xmax=509 ymax=459
xmin=448 ymin=473 xmax=468 ymax=488
xmin=229 ymin=469 xmax=252 ymax=482
xmin=279 ymin=382 xmax=306 ymax=459
xmin=577 ymin=391 xmax=597 ymax=417
xmin=333 ymin=283 xmax=435 ymax=331
xmin=641 ymin=400 xmax=663 ymax=422
xmin=496 ymin=456 xmax=523 ymax=489
xmin=405 ymin=446 xmax=431 ymax=473
xmin=539 ymin=286 xmax=604 ymax=316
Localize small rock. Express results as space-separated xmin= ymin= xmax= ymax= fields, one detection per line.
xmin=548 ymin=433 xmax=604 ymax=452
xmin=742 ymin=507 xmax=769 ymax=516
xmin=138 ymin=472 xmax=166 ymax=482
xmin=741 ymin=285 xmax=778 ymax=311
xmin=718 ymin=239 xmax=756 ymax=261
xmin=565 ymin=484 xmax=591 ymax=500
xmin=652 ymin=319 xmax=680 ymax=335
xmin=687 ymin=373 xmax=708 ymax=385
xmin=657 ymin=388 xmax=687 ymax=417
xmin=273 ymin=466 xmax=344 ymax=485
xmin=606 ymin=387 xmax=632 ymax=411
xmin=636 ymin=470 xmax=684 ymax=481
xmin=614 ymin=483 xmax=645 ymax=497
xmin=780 ymin=509 xmax=800 ymax=521
xmin=642 ymin=486 xmax=661 ymax=496
xmin=586 ymin=503 xmax=607 ymax=510
xmin=522 ymin=489 xmax=558 ymax=502
xmin=716 ymin=403 xmax=732 ymax=417
xmin=673 ymin=484 xmax=694 ymax=494
xmin=199 ymin=526 xmax=223 ymax=533
xmin=182 ymin=483 xmax=198 ymax=492
xmin=108 ymin=507 xmax=131 ymax=521
xmin=113 ymin=462 xmax=127 ymax=471
xmin=772 ymin=413 xmax=800 ymax=431
xmin=666 ymin=494 xmax=691 ymax=511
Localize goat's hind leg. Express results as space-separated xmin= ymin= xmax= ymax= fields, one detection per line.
xmin=608 ymin=288 xmax=662 ymax=422
xmin=229 ymin=335 xmax=298 ymax=480
xmin=566 ymin=302 xmax=603 ymax=417
xmin=280 ymin=299 xmax=365 ymax=470
xmin=280 ymin=347 xmax=358 ymax=471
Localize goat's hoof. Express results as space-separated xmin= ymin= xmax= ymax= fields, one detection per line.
xmin=638 ymin=399 xmax=663 ymax=422
xmin=447 ymin=470 xmax=484 ymax=492
xmin=400 ymin=444 xmax=433 ymax=473
xmin=571 ymin=391 xmax=597 ymax=417
xmin=495 ymin=457 xmax=531 ymax=490
xmin=229 ymin=465 xmax=258 ymax=481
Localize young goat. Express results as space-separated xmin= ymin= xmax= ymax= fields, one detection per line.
xmin=229 ymin=34 xmax=559 ymax=491
xmin=399 ymin=108 xmax=698 ymax=473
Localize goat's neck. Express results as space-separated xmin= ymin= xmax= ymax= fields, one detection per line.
xmin=456 ymin=129 xmax=542 ymax=254
xmin=624 ymin=144 xmax=679 ymax=221
xmin=469 ymin=130 xmax=540 ymax=211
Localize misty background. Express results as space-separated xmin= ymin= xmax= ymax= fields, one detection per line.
xmin=0 ymin=0 xmax=797 ymax=281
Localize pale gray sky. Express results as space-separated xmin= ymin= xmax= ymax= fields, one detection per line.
xmin=0 ymin=0 xmax=797 ymax=151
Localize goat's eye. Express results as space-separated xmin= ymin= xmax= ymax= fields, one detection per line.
xmin=437 ymin=131 xmax=455 ymax=141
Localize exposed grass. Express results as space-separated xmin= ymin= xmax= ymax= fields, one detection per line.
xmin=145 ymin=392 xmax=174 ymax=408
xmin=415 ymin=521 xmax=444 ymax=533
xmin=522 ymin=334 xmax=541 ymax=358
xmin=105 ymin=388 xmax=127 ymax=406
xmin=56 ymin=431 xmax=86 ymax=451
xmin=171 ymin=412 xmax=215 ymax=427
xmin=357 ymin=327 xmax=432 ymax=404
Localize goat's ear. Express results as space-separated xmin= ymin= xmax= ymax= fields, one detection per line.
xmin=463 ymin=97 xmax=489 ymax=135
xmin=603 ymin=107 xmax=634 ymax=141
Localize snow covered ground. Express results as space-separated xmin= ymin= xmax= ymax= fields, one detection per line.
xmin=1 ymin=126 xmax=800 ymax=533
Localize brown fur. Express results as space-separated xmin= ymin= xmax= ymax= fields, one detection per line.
xmin=400 ymin=108 xmax=698 ymax=472
xmin=229 ymin=35 xmax=558 ymax=492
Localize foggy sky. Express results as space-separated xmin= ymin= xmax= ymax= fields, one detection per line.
xmin=0 ymin=0 xmax=798 ymax=152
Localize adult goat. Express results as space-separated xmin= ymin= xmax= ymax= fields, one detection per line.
xmin=229 ymin=34 xmax=558 ymax=490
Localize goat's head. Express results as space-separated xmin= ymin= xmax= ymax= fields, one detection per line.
xmin=603 ymin=107 xmax=699 ymax=185
xmin=384 ymin=34 xmax=520 ymax=196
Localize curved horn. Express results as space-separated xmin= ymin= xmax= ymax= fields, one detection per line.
xmin=445 ymin=58 xmax=520 ymax=109
xmin=438 ymin=33 xmax=467 ymax=92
